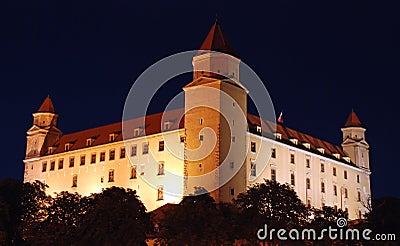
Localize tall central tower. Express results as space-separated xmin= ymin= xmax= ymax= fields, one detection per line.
xmin=183 ymin=21 xmax=248 ymax=202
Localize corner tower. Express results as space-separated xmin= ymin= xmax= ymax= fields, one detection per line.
xmin=183 ymin=21 xmax=248 ymax=202
xmin=26 ymin=96 xmax=62 ymax=158
xmin=341 ymin=111 xmax=369 ymax=169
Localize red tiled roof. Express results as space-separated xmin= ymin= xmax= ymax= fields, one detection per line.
xmin=197 ymin=20 xmax=237 ymax=57
xmin=37 ymin=95 xmax=56 ymax=113
xmin=46 ymin=109 xmax=351 ymax=165
xmin=344 ymin=111 xmax=362 ymax=127
xmin=49 ymin=109 xmax=184 ymax=155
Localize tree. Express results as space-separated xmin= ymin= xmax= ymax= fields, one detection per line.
xmin=0 ymin=178 xmax=23 ymax=245
xmin=366 ymin=196 xmax=400 ymax=236
xmin=76 ymin=186 xmax=150 ymax=245
xmin=157 ymin=188 xmax=232 ymax=245
xmin=234 ymin=179 xmax=309 ymax=244
xmin=19 ymin=180 xmax=52 ymax=245
xmin=32 ymin=191 xmax=92 ymax=244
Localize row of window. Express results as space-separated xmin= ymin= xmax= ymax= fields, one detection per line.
xmin=250 ymin=160 xmax=360 ymax=183
xmin=42 ymin=141 xmax=171 ymax=172
xmin=71 ymin=171 xmax=165 ymax=201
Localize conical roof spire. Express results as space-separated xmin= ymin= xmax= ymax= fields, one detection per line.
xmin=37 ymin=95 xmax=56 ymax=113
xmin=344 ymin=110 xmax=362 ymax=127
xmin=198 ymin=20 xmax=237 ymax=57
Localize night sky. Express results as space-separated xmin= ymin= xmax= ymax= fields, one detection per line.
xmin=1 ymin=0 xmax=399 ymax=198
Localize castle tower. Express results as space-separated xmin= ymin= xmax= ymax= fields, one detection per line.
xmin=341 ymin=111 xmax=369 ymax=169
xmin=183 ymin=21 xmax=248 ymax=202
xmin=26 ymin=96 xmax=62 ymax=158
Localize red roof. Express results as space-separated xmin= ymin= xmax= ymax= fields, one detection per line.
xmin=197 ymin=20 xmax=237 ymax=57
xmin=344 ymin=111 xmax=362 ymax=127
xmin=46 ymin=108 xmax=352 ymax=165
xmin=37 ymin=95 xmax=56 ymax=113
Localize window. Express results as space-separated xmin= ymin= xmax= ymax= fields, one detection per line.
xmin=58 ymin=159 xmax=64 ymax=169
xmin=120 ymin=147 xmax=126 ymax=159
xmin=65 ymin=143 xmax=71 ymax=151
xmin=357 ymin=174 xmax=360 ymax=183
xmin=199 ymin=163 xmax=203 ymax=172
xmin=50 ymin=161 xmax=55 ymax=171
xmin=130 ymin=165 xmax=137 ymax=179
xmin=109 ymin=133 xmax=117 ymax=142
xmin=72 ymin=175 xmax=78 ymax=187
xmin=159 ymin=141 xmax=164 ymax=151
xmin=333 ymin=185 xmax=337 ymax=196
xmin=250 ymin=159 xmax=256 ymax=176
xmin=344 ymin=188 xmax=348 ymax=198
xmin=290 ymin=153 xmax=295 ymax=164
xmin=358 ymin=191 xmax=361 ymax=201
xmin=291 ymin=173 xmax=295 ymax=186
xmin=232 ymin=136 xmax=235 ymax=142
xmin=333 ymin=167 xmax=337 ymax=176
xmin=306 ymin=178 xmax=311 ymax=189
xmin=131 ymin=145 xmax=137 ymax=157
xmin=344 ymin=170 xmax=348 ymax=180
xmin=134 ymin=128 xmax=140 ymax=137
xmin=306 ymin=158 xmax=310 ymax=168
xmin=199 ymin=135 xmax=204 ymax=141
xmin=108 ymin=169 xmax=115 ymax=182
xmin=86 ymin=138 xmax=92 ymax=147
xmin=229 ymin=187 xmax=235 ymax=196
xmin=109 ymin=149 xmax=115 ymax=161
xmin=200 ymin=118 xmax=203 ymax=125
xmin=91 ymin=154 xmax=96 ymax=164
xmin=158 ymin=162 xmax=165 ymax=175
xmin=42 ymin=162 xmax=47 ymax=172
xmin=230 ymin=162 xmax=234 ymax=169
xmin=251 ymin=142 xmax=256 ymax=152
xmin=321 ymin=163 xmax=325 ymax=173
xmin=100 ymin=177 xmax=104 ymax=183
xmin=80 ymin=155 xmax=85 ymax=166
xmin=100 ymin=152 xmax=106 ymax=162
xmin=143 ymin=142 xmax=149 ymax=154
xmin=180 ymin=136 xmax=185 ymax=143
xmin=157 ymin=186 xmax=164 ymax=200
xmin=271 ymin=148 xmax=276 ymax=158
xmin=164 ymin=121 xmax=170 ymax=130
xmin=307 ymin=200 xmax=311 ymax=207
xmin=69 ymin=157 xmax=75 ymax=168
xmin=271 ymin=169 xmax=276 ymax=181
xmin=321 ymin=182 xmax=325 ymax=193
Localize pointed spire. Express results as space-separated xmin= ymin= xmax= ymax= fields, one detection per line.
xmin=37 ymin=95 xmax=56 ymax=113
xmin=344 ymin=110 xmax=362 ymax=127
xmin=198 ymin=20 xmax=237 ymax=57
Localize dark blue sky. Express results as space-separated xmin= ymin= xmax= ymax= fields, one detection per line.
xmin=0 ymin=0 xmax=399 ymax=198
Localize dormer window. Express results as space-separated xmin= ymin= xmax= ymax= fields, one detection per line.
xmin=109 ymin=133 xmax=118 ymax=142
xmin=343 ymin=157 xmax=351 ymax=163
xmin=290 ymin=138 xmax=298 ymax=145
xmin=317 ymin=147 xmax=325 ymax=154
xmin=65 ymin=143 xmax=72 ymax=151
xmin=256 ymin=126 xmax=262 ymax=134
xmin=274 ymin=133 xmax=282 ymax=140
xmin=133 ymin=128 xmax=141 ymax=137
xmin=86 ymin=138 xmax=92 ymax=147
xmin=48 ymin=147 xmax=55 ymax=154
xmin=303 ymin=142 xmax=311 ymax=149
xmin=163 ymin=121 xmax=173 ymax=131
xmin=333 ymin=153 xmax=341 ymax=159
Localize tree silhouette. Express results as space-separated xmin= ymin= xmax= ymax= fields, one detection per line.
xmin=76 ymin=186 xmax=150 ymax=245
xmin=157 ymin=188 xmax=231 ymax=245
xmin=234 ymin=179 xmax=309 ymax=244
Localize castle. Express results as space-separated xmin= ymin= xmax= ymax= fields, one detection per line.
xmin=24 ymin=21 xmax=371 ymax=220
